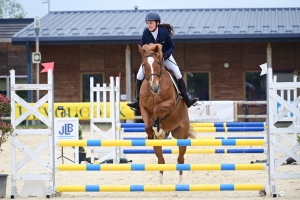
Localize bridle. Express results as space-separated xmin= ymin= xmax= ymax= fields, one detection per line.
xmin=142 ymin=54 xmax=164 ymax=81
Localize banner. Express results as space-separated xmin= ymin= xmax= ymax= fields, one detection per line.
xmin=15 ymin=102 xmax=135 ymax=120
xmin=188 ymin=101 xmax=234 ymax=122
xmin=15 ymin=101 xmax=234 ymax=122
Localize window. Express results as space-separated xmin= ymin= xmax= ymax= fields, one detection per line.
xmin=274 ymin=71 xmax=295 ymax=100
xmin=82 ymin=73 xmax=103 ymax=102
xmin=245 ymin=72 xmax=266 ymax=101
xmin=246 ymin=71 xmax=294 ymax=101
xmin=0 ymin=77 xmax=8 ymax=96
xmin=187 ymin=72 xmax=209 ymax=100
xmin=0 ymin=76 xmax=27 ymax=101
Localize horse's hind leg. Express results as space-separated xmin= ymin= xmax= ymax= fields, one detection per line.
xmin=178 ymin=146 xmax=187 ymax=184
xmin=153 ymin=146 xmax=165 ymax=184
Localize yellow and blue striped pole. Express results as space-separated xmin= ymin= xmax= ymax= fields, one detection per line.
xmin=58 ymin=139 xmax=266 ymax=147
xmin=122 ymin=127 xmax=265 ymax=132
xmin=122 ymin=148 xmax=266 ymax=154
xmin=57 ymin=163 xmax=266 ymax=171
xmin=119 ymin=122 xmax=267 ymax=132
xmin=56 ymin=184 xmax=265 ymax=192
xmin=120 ymin=122 xmax=266 ymax=128
xmin=123 ymin=136 xmax=265 ymax=140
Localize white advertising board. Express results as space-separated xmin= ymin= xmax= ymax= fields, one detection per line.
xmin=54 ymin=118 xmax=79 ymax=164
xmin=188 ymin=101 xmax=234 ymax=122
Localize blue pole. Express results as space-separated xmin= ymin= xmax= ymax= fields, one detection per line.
xmin=26 ymin=42 xmax=32 ymax=102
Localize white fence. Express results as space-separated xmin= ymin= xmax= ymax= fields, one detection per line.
xmin=89 ymin=76 xmax=121 ymax=164
xmin=267 ymin=67 xmax=300 ymax=196
xmin=10 ymin=69 xmax=54 ymax=198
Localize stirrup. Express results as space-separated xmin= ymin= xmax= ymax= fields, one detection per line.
xmin=185 ymin=96 xmax=198 ymax=108
xmin=192 ymin=101 xmax=198 ymax=106
xmin=129 ymin=107 xmax=139 ymax=111
xmin=190 ymin=97 xmax=198 ymax=107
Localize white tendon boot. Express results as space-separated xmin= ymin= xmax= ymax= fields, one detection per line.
xmin=153 ymin=127 xmax=166 ymax=139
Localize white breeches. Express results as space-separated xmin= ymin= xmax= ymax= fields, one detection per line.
xmin=136 ymin=55 xmax=182 ymax=80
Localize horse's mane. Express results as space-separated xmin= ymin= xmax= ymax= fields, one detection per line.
xmin=141 ymin=43 xmax=163 ymax=61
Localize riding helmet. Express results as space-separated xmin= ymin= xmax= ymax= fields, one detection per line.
xmin=145 ymin=11 xmax=161 ymax=23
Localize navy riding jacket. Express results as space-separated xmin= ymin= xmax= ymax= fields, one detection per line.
xmin=141 ymin=25 xmax=175 ymax=57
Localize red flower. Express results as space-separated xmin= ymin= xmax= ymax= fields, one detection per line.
xmin=0 ymin=94 xmax=14 ymax=152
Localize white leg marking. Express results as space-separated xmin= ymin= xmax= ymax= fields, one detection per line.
xmin=159 ymin=173 xmax=163 ymax=184
xmin=179 ymin=174 xmax=183 ymax=184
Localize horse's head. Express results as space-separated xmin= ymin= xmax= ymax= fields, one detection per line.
xmin=138 ymin=43 xmax=163 ymax=94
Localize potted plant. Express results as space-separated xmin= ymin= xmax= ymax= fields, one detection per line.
xmin=0 ymin=94 xmax=14 ymax=198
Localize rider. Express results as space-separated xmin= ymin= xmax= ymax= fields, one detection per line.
xmin=127 ymin=11 xmax=199 ymax=110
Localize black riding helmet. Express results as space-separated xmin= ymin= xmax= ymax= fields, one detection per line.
xmin=145 ymin=11 xmax=161 ymax=23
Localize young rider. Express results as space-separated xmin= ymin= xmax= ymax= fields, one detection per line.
xmin=127 ymin=11 xmax=198 ymax=110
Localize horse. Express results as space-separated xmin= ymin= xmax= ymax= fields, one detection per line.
xmin=138 ymin=43 xmax=195 ymax=184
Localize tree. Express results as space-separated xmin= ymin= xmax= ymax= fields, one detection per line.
xmin=0 ymin=0 xmax=26 ymax=18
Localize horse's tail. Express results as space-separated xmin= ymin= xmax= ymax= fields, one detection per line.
xmin=188 ymin=126 xmax=196 ymax=139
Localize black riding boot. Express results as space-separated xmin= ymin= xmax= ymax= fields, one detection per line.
xmin=127 ymin=79 xmax=143 ymax=110
xmin=178 ymin=78 xmax=198 ymax=108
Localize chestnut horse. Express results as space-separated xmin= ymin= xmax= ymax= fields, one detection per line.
xmin=138 ymin=43 xmax=195 ymax=184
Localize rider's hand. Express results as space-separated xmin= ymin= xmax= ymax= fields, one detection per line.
xmin=163 ymin=53 xmax=169 ymax=60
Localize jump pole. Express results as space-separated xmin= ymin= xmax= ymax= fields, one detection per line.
xmin=119 ymin=122 xmax=266 ymax=128
xmin=121 ymin=127 xmax=266 ymax=132
xmin=122 ymin=136 xmax=265 ymax=140
xmin=57 ymin=163 xmax=266 ymax=171
xmin=58 ymin=139 xmax=266 ymax=147
xmin=56 ymin=184 xmax=265 ymax=192
xmin=122 ymin=148 xmax=266 ymax=154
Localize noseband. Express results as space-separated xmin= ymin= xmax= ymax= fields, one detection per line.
xmin=142 ymin=54 xmax=163 ymax=81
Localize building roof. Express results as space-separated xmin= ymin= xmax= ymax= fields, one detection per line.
xmin=0 ymin=18 xmax=34 ymax=42
xmin=12 ymin=8 xmax=300 ymax=45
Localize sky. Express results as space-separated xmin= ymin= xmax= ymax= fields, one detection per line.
xmin=17 ymin=0 xmax=300 ymax=18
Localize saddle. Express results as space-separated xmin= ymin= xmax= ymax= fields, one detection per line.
xmin=165 ymin=69 xmax=181 ymax=96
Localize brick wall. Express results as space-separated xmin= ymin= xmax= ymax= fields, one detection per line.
xmin=0 ymin=43 xmax=27 ymax=75
xmin=6 ymin=41 xmax=299 ymax=102
xmin=37 ymin=45 xmax=80 ymax=102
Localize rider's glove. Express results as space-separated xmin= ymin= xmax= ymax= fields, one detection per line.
xmin=163 ymin=53 xmax=169 ymax=60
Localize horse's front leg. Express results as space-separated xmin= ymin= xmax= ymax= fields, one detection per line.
xmin=153 ymin=99 xmax=175 ymax=120
xmin=145 ymin=124 xmax=155 ymax=139
xmin=153 ymin=146 xmax=165 ymax=184
xmin=178 ymin=146 xmax=187 ymax=184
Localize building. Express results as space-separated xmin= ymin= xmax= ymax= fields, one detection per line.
xmin=9 ymin=8 xmax=300 ymax=104
xmin=0 ymin=18 xmax=33 ymax=98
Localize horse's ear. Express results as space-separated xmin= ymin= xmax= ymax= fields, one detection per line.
xmin=153 ymin=45 xmax=159 ymax=53
xmin=138 ymin=44 xmax=145 ymax=56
